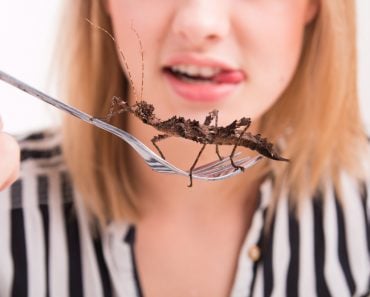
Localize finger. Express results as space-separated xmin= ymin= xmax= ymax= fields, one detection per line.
xmin=0 ymin=132 xmax=20 ymax=191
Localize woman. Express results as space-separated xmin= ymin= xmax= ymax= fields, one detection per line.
xmin=0 ymin=0 xmax=369 ymax=296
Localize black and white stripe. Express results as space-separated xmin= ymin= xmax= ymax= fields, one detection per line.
xmin=286 ymin=201 xmax=299 ymax=297
xmin=37 ymin=175 xmax=50 ymax=297
xmin=0 ymin=130 xmax=369 ymax=297
xmin=10 ymin=180 xmax=28 ymax=297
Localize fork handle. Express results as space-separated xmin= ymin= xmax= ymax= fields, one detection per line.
xmin=0 ymin=70 xmax=96 ymax=123
xmin=0 ymin=70 xmax=133 ymax=140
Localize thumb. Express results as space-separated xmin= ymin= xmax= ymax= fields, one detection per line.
xmin=0 ymin=117 xmax=20 ymax=190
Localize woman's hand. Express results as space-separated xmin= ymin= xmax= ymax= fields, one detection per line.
xmin=0 ymin=116 xmax=20 ymax=191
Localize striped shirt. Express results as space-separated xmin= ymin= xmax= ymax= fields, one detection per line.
xmin=0 ymin=130 xmax=369 ymax=297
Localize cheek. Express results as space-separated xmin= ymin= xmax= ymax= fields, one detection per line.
xmin=255 ymin=30 xmax=303 ymax=95
xmin=238 ymin=6 xmax=307 ymax=116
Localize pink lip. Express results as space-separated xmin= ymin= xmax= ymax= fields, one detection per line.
xmin=162 ymin=54 xmax=246 ymax=103
xmin=165 ymin=54 xmax=238 ymax=71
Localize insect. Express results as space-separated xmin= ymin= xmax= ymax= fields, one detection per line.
xmin=86 ymin=19 xmax=289 ymax=186
xmin=105 ymin=97 xmax=289 ymax=186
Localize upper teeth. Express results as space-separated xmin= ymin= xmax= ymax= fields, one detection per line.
xmin=170 ymin=64 xmax=221 ymax=78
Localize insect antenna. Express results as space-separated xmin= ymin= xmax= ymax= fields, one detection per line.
xmin=85 ymin=18 xmax=143 ymax=101
xmin=129 ymin=21 xmax=144 ymax=101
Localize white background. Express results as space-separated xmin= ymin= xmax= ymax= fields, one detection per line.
xmin=0 ymin=0 xmax=369 ymax=136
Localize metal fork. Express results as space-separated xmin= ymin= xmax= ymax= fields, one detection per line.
xmin=0 ymin=70 xmax=262 ymax=182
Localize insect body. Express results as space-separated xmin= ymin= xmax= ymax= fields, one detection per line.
xmin=106 ymin=97 xmax=289 ymax=186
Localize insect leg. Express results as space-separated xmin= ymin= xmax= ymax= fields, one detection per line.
xmin=212 ymin=110 xmax=224 ymax=160
xmin=188 ymin=143 xmax=207 ymax=187
xmin=215 ymin=145 xmax=222 ymax=160
xmin=229 ymin=125 xmax=249 ymax=171
xmin=235 ymin=117 xmax=251 ymax=130
xmin=203 ymin=109 xmax=218 ymax=126
xmin=151 ymin=134 xmax=170 ymax=159
xmin=203 ymin=110 xmax=223 ymax=160
xmin=105 ymin=96 xmax=131 ymax=121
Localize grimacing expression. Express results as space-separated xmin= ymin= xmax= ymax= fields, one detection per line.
xmin=106 ymin=0 xmax=318 ymax=125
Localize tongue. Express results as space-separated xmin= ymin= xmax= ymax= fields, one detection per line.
xmin=213 ymin=70 xmax=245 ymax=84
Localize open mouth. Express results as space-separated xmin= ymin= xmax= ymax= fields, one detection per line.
xmin=163 ymin=65 xmax=245 ymax=85
xmin=162 ymin=62 xmax=246 ymax=102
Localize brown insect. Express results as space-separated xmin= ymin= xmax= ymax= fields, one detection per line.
xmin=105 ymin=97 xmax=288 ymax=186
xmin=87 ymin=19 xmax=289 ymax=186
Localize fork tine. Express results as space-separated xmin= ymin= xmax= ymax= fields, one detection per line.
xmin=203 ymin=157 xmax=253 ymax=177
xmin=191 ymin=152 xmax=242 ymax=175
xmin=195 ymin=155 xmax=262 ymax=178
xmin=234 ymin=155 xmax=262 ymax=169
xmin=192 ymin=153 xmax=248 ymax=175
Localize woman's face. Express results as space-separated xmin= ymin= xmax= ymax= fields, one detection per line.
xmin=106 ymin=0 xmax=318 ymax=125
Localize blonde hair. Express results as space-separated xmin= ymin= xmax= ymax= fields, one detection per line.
xmin=57 ymin=0 xmax=368 ymax=225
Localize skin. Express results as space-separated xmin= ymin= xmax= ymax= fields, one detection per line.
xmin=0 ymin=117 xmax=20 ymax=191
xmin=105 ymin=0 xmax=319 ymax=296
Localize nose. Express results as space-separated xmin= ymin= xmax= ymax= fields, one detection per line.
xmin=171 ymin=0 xmax=230 ymax=48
